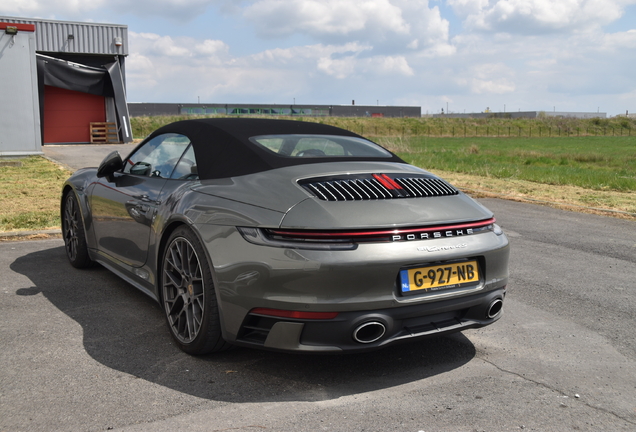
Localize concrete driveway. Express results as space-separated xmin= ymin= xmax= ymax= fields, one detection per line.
xmin=43 ymin=143 xmax=138 ymax=171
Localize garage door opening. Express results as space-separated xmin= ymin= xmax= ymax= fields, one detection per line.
xmin=43 ymin=86 xmax=106 ymax=144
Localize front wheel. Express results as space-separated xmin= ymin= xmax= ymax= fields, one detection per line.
xmin=62 ymin=191 xmax=93 ymax=268
xmin=160 ymin=226 xmax=230 ymax=355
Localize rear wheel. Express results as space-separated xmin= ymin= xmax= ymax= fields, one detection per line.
xmin=161 ymin=226 xmax=230 ymax=355
xmin=62 ymin=191 xmax=93 ymax=268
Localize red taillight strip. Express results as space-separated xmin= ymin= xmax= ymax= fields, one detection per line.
xmin=251 ymin=308 xmax=339 ymax=320
xmin=268 ymin=218 xmax=496 ymax=239
xmin=372 ymin=173 xmax=403 ymax=190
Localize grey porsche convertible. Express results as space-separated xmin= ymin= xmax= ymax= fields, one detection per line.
xmin=61 ymin=118 xmax=509 ymax=355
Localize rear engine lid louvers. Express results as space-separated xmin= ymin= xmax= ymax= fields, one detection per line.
xmin=298 ymin=174 xmax=459 ymax=201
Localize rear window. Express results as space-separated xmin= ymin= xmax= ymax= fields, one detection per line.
xmin=250 ymin=134 xmax=393 ymax=158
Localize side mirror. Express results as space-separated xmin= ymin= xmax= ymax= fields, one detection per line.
xmin=130 ymin=161 xmax=152 ymax=176
xmin=96 ymin=151 xmax=123 ymax=181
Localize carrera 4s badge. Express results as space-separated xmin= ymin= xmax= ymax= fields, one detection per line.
xmin=418 ymin=243 xmax=468 ymax=252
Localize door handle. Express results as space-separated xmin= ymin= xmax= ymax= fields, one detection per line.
xmin=126 ymin=200 xmax=154 ymax=226
xmin=132 ymin=194 xmax=160 ymax=205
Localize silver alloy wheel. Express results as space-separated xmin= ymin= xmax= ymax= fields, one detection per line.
xmin=63 ymin=194 xmax=79 ymax=262
xmin=162 ymin=237 xmax=205 ymax=344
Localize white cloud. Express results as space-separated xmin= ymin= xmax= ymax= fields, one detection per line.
xmin=0 ymin=0 xmax=107 ymax=18
xmin=249 ymin=42 xmax=372 ymax=64
xmin=468 ymin=78 xmax=516 ymax=94
xmin=197 ymin=67 xmax=308 ymax=100
xmin=455 ymin=63 xmax=516 ymax=94
xmin=140 ymin=34 xmax=191 ymax=57
xmin=125 ymin=29 xmax=416 ymax=103
xmin=317 ymin=56 xmax=358 ymax=79
xmin=417 ymin=42 xmax=457 ymax=57
xmin=601 ymin=28 xmax=636 ymax=49
xmin=448 ymin=0 xmax=629 ymax=34
xmin=248 ymin=43 xmax=371 ymax=79
xmin=242 ymin=0 xmax=451 ymax=55
xmin=194 ymin=39 xmax=230 ymax=57
xmin=111 ymin=0 xmax=215 ymax=21
xmin=126 ymin=33 xmax=364 ymax=101
xmin=243 ymin=0 xmax=409 ymax=38
xmin=367 ymin=55 xmax=415 ymax=76
xmin=127 ymin=31 xmax=236 ymax=100
xmin=0 ymin=0 xmax=220 ymax=21
xmin=2 ymin=0 xmax=454 ymax=58
xmin=316 ymin=53 xmax=414 ymax=79
xmin=249 ymin=43 xmax=413 ymax=79
xmin=130 ymin=31 xmax=229 ymax=59
xmin=245 ymin=42 xmax=415 ymax=79
xmin=127 ymin=54 xmax=159 ymax=89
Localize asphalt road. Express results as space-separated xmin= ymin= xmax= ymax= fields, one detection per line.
xmin=1 ymin=199 xmax=635 ymax=432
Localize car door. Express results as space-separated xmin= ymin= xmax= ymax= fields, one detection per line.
xmin=90 ymin=133 xmax=192 ymax=267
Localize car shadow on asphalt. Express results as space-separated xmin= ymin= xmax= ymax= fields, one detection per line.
xmin=11 ymin=243 xmax=476 ymax=403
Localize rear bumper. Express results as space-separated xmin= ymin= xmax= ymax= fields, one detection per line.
xmin=195 ymin=223 xmax=509 ymax=353
xmin=233 ymin=287 xmax=506 ymax=353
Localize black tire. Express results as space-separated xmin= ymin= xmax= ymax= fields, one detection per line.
xmin=160 ymin=226 xmax=230 ymax=355
xmin=62 ymin=191 xmax=93 ymax=269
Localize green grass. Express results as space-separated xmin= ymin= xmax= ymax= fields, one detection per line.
xmin=0 ymin=156 xmax=71 ymax=232
xmin=388 ymin=136 xmax=636 ymax=193
xmin=131 ymin=114 xmax=636 ymax=140
xmin=2 ymin=211 xmax=61 ymax=231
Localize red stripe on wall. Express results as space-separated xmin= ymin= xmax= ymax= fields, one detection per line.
xmin=0 ymin=23 xmax=36 ymax=32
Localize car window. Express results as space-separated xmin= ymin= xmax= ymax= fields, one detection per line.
xmin=292 ymin=137 xmax=346 ymax=156
xmin=169 ymin=144 xmax=199 ymax=180
xmin=124 ymin=133 xmax=191 ymax=178
xmin=250 ymin=134 xmax=393 ymax=158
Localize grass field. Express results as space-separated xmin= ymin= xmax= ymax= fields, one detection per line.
xmin=0 ymin=157 xmax=71 ymax=232
xmin=1 ymin=118 xmax=635 ymax=235
xmin=131 ymin=114 xmax=636 ymax=140
xmin=380 ymin=135 xmax=636 ymax=217
xmin=382 ymin=136 xmax=636 ymax=192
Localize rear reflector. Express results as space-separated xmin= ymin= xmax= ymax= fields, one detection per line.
xmin=250 ymin=308 xmax=339 ymax=320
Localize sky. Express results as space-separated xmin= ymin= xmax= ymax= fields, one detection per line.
xmin=2 ymin=0 xmax=636 ymax=116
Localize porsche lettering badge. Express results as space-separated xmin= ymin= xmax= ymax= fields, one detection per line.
xmin=392 ymin=228 xmax=474 ymax=242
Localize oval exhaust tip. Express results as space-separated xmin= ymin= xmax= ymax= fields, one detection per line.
xmin=353 ymin=321 xmax=386 ymax=344
xmin=487 ymin=298 xmax=503 ymax=319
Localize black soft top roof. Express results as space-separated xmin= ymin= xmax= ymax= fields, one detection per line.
xmin=146 ymin=118 xmax=405 ymax=179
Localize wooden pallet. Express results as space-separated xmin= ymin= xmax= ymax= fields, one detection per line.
xmin=90 ymin=122 xmax=120 ymax=144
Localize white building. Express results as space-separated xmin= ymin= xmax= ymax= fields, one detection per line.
xmin=0 ymin=16 xmax=131 ymax=157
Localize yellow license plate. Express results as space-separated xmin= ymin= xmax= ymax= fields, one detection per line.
xmin=400 ymin=261 xmax=480 ymax=293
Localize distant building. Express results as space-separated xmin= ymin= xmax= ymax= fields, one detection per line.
xmin=431 ymin=111 xmax=607 ymax=119
xmin=128 ymin=103 xmax=421 ymax=118
xmin=0 ymin=16 xmax=131 ymax=156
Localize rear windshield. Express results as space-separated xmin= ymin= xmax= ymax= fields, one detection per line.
xmin=250 ymin=134 xmax=393 ymax=158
